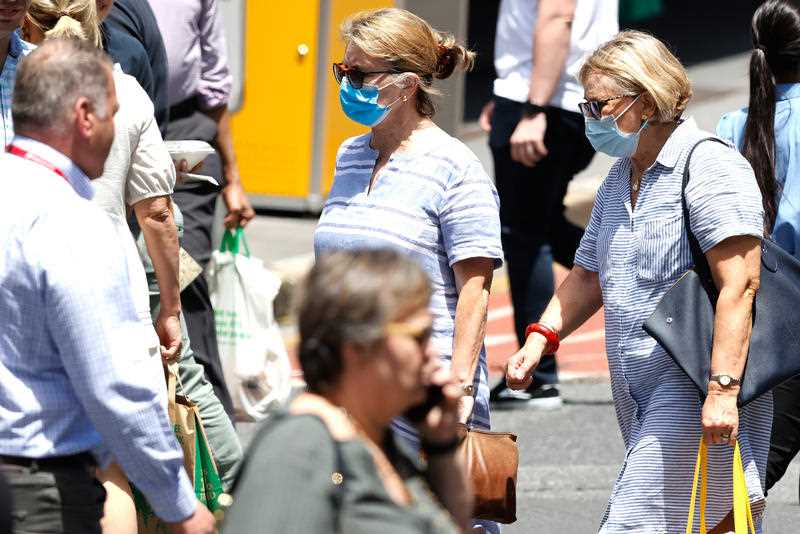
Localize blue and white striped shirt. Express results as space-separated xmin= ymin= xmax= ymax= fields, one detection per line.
xmin=575 ymin=119 xmax=772 ymax=533
xmin=0 ymin=32 xmax=34 ymax=148
xmin=0 ymin=137 xmax=196 ymax=523
xmin=315 ymin=128 xmax=503 ymax=435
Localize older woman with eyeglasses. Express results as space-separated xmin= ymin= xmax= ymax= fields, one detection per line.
xmin=507 ymin=31 xmax=772 ymax=533
xmin=222 ymin=249 xmax=471 ymax=533
xmin=315 ymin=10 xmax=502 ymax=531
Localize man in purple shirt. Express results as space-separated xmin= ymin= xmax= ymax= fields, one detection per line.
xmin=148 ymin=0 xmax=255 ymax=419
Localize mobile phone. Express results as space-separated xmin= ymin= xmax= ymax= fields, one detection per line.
xmin=403 ymin=384 xmax=445 ymax=423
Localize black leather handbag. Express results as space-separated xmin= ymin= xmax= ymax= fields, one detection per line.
xmin=643 ymin=137 xmax=800 ymax=406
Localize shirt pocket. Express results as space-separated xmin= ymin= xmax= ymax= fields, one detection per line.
xmin=636 ymin=214 xmax=691 ymax=282
xmin=596 ymin=223 xmax=617 ymax=286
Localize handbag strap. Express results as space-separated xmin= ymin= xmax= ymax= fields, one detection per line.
xmin=686 ymin=437 xmax=756 ymax=534
xmin=680 ymin=137 xmax=729 ymax=287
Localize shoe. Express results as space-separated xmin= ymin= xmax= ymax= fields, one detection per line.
xmin=490 ymin=382 xmax=563 ymax=410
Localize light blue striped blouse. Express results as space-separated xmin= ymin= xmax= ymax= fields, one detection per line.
xmin=574 ymin=118 xmax=773 ymax=533
xmin=314 ymin=128 xmax=504 ymax=436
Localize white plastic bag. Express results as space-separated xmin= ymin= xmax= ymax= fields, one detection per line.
xmin=207 ymin=228 xmax=291 ymax=421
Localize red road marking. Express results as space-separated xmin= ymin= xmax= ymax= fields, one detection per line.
xmin=285 ymin=264 xmax=609 ymax=381
xmin=486 ymin=265 xmax=608 ymax=379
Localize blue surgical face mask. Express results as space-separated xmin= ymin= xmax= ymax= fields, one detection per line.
xmin=339 ymin=76 xmax=406 ymax=127
xmin=584 ymin=95 xmax=648 ymax=158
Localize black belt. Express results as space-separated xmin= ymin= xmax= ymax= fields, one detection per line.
xmin=169 ymin=96 xmax=201 ymax=123
xmin=0 ymin=452 xmax=96 ymax=470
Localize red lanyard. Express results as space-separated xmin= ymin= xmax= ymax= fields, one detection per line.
xmin=6 ymin=144 xmax=68 ymax=181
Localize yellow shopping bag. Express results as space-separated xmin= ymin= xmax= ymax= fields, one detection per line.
xmin=686 ymin=437 xmax=756 ymax=534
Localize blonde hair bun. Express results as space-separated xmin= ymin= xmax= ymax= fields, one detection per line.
xmin=434 ymin=33 xmax=476 ymax=80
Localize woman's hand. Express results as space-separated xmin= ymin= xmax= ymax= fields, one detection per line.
xmin=701 ymin=383 xmax=740 ymax=446
xmin=417 ymin=367 xmax=463 ymax=445
xmin=505 ymin=332 xmax=547 ymax=390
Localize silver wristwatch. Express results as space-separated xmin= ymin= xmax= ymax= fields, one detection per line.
xmin=709 ymin=374 xmax=741 ymax=388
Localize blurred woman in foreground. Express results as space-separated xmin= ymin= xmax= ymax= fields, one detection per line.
xmin=223 ymin=249 xmax=472 ymax=533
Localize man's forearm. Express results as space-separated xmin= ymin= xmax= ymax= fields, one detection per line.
xmin=203 ymin=105 xmax=239 ymax=185
xmin=528 ymin=1 xmax=575 ymax=106
xmin=135 ymin=196 xmax=181 ymax=316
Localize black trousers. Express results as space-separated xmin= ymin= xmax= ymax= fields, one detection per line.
xmin=167 ymin=101 xmax=235 ymax=420
xmin=766 ymin=374 xmax=800 ymax=498
xmin=2 ymin=454 xmax=105 ymax=534
xmin=489 ymin=97 xmax=595 ymax=388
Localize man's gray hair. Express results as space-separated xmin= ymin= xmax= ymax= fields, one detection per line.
xmin=12 ymin=39 xmax=113 ymax=133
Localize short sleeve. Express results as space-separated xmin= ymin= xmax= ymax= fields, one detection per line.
xmin=439 ymin=160 xmax=503 ymax=268
xmin=685 ymin=140 xmax=764 ymax=253
xmin=124 ymin=78 xmax=176 ymax=206
xmin=715 ymin=111 xmax=746 ymax=150
xmin=573 ymin=179 xmax=608 ymax=273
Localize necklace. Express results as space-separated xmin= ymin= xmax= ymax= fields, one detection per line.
xmin=631 ymin=179 xmax=639 ymax=192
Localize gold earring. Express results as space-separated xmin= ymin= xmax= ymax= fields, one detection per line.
xmin=642 ymin=114 xmax=648 ymax=120
xmin=403 ymin=95 xmax=408 ymax=102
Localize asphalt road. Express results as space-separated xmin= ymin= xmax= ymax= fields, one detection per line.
xmin=237 ymin=380 xmax=800 ymax=533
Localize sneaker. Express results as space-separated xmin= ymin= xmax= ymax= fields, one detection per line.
xmin=490 ymin=382 xmax=563 ymax=410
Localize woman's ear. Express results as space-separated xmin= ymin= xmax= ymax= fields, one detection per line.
xmin=641 ymin=93 xmax=658 ymax=122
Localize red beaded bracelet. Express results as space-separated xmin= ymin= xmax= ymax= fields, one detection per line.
xmin=525 ymin=322 xmax=560 ymax=354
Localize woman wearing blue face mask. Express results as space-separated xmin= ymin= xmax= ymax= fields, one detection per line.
xmin=315 ymin=8 xmax=503 ymax=532
xmin=507 ymin=31 xmax=772 ymax=533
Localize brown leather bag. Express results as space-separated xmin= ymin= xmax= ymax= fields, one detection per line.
xmin=457 ymin=424 xmax=518 ymax=524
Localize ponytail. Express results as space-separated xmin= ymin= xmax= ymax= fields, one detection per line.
xmin=45 ymin=15 xmax=88 ymax=42
xmin=742 ymin=46 xmax=778 ymax=232
xmin=741 ymin=0 xmax=800 ymax=233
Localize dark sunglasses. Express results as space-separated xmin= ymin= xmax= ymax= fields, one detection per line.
xmin=578 ymin=93 xmax=639 ymax=120
xmin=332 ymin=62 xmax=399 ymax=89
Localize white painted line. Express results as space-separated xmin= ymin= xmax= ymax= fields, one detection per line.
xmin=487 ymin=305 xmax=513 ymax=322
xmin=485 ymin=333 xmax=517 ymax=347
xmin=562 ymin=330 xmax=605 ymax=345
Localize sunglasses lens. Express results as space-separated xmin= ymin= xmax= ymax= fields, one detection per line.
xmin=347 ymin=70 xmax=364 ymax=89
xmin=332 ymin=63 xmax=343 ymax=84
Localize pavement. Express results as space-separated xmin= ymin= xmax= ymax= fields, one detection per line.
xmin=233 ymin=53 xmax=800 ymax=532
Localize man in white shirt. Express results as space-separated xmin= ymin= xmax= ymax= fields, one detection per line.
xmin=482 ymin=0 xmax=618 ymax=407
xmin=0 ymin=39 xmax=215 ymax=534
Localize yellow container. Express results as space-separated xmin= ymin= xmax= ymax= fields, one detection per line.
xmin=230 ymin=1 xmax=393 ymax=211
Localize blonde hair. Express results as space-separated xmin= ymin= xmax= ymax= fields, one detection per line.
xmin=26 ymin=0 xmax=102 ymax=49
xmin=579 ymin=31 xmax=692 ymax=122
xmin=341 ymin=8 xmax=475 ymax=118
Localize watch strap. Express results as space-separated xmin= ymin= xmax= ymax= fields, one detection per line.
xmin=522 ymin=101 xmax=547 ymax=118
xmin=709 ymin=374 xmax=741 ymax=387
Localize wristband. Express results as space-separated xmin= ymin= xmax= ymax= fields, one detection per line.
xmin=421 ymin=435 xmax=462 ymax=456
xmin=525 ymin=322 xmax=560 ymax=354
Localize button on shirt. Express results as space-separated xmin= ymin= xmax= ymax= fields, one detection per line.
xmin=0 ymin=137 xmax=196 ymax=523
xmin=0 ymin=32 xmax=34 ymax=147
xmin=493 ymin=0 xmax=619 ymax=112
xmin=717 ymin=83 xmax=800 ymax=260
xmin=147 ymin=0 xmax=232 ymax=108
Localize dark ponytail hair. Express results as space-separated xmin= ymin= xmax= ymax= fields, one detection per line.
xmin=743 ymin=0 xmax=800 ymax=231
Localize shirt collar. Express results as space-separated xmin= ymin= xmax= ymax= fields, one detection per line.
xmin=776 ymin=83 xmax=800 ymax=101
xmin=7 ymin=31 xmax=25 ymax=60
xmin=654 ymin=117 xmax=699 ymax=169
xmin=11 ymin=135 xmax=94 ymax=200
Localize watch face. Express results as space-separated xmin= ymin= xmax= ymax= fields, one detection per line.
xmin=719 ymin=375 xmax=731 ymax=386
